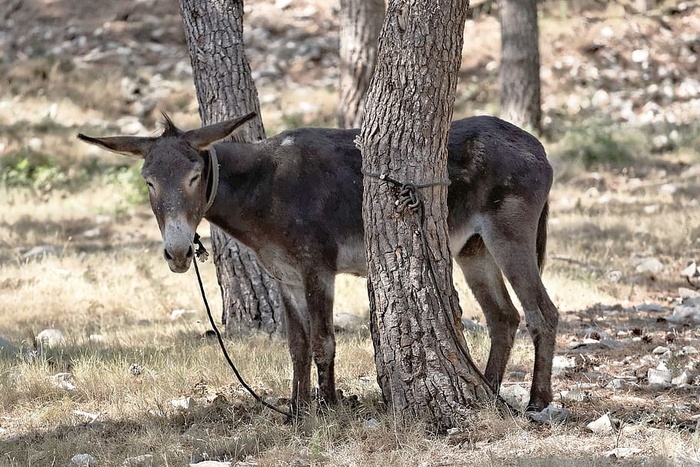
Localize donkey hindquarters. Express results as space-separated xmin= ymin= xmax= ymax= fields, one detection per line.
xmin=446 ymin=117 xmax=557 ymax=411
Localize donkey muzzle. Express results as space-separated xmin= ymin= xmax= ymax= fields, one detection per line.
xmin=162 ymin=219 xmax=196 ymax=273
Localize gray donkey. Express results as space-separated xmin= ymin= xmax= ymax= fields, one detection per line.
xmin=79 ymin=113 xmax=558 ymax=413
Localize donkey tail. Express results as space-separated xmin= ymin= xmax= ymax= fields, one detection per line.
xmin=536 ymin=201 xmax=549 ymax=273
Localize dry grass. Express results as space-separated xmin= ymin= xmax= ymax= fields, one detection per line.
xmin=2 ymin=152 xmax=700 ymax=465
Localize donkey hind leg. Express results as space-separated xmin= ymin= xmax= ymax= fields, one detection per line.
xmin=280 ymin=284 xmax=312 ymax=414
xmin=482 ymin=203 xmax=559 ymax=412
xmin=456 ymin=236 xmax=520 ymax=394
xmin=303 ymin=271 xmax=337 ymax=406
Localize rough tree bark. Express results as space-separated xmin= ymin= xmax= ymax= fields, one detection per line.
xmin=360 ymin=0 xmax=492 ymax=429
xmin=498 ymin=0 xmax=542 ymax=134
xmin=336 ymin=0 xmax=384 ymax=128
xmin=179 ymin=0 xmax=284 ymax=336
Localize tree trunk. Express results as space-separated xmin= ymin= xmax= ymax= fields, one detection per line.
xmin=360 ymin=0 xmax=492 ymax=429
xmin=336 ymin=0 xmax=384 ymax=128
xmin=498 ymin=0 xmax=541 ymax=134
xmin=179 ymin=0 xmax=284 ymax=336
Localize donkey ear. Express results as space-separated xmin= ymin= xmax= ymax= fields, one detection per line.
xmin=183 ymin=112 xmax=257 ymax=150
xmin=77 ymin=133 xmax=156 ymax=159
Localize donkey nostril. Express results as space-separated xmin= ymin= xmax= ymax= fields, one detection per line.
xmin=186 ymin=245 xmax=194 ymax=259
xmin=163 ymin=249 xmax=173 ymax=261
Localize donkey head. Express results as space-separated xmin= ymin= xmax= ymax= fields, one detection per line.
xmin=78 ymin=113 xmax=255 ymax=273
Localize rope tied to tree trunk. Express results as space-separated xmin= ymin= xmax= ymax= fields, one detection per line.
xmin=362 ymin=169 xmax=519 ymax=414
xmin=361 ymin=169 xmax=451 ymax=214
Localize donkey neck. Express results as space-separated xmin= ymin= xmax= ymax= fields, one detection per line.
xmin=202 ymin=140 xmax=276 ymax=245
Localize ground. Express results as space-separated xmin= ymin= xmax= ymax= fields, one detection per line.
xmin=1 ymin=0 xmax=700 ymax=465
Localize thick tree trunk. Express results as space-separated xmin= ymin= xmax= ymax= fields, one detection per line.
xmin=360 ymin=0 xmax=492 ymax=429
xmin=498 ymin=0 xmax=541 ymax=134
xmin=336 ymin=0 xmax=384 ymax=128
xmin=179 ymin=0 xmax=284 ymax=336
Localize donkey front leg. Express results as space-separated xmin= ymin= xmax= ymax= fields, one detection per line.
xmin=304 ymin=270 xmax=338 ymax=406
xmin=280 ymin=284 xmax=312 ymax=414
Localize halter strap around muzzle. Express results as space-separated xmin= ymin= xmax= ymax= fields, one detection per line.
xmin=203 ymin=147 xmax=219 ymax=214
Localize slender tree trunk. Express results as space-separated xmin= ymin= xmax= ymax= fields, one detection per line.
xmin=179 ymin=0 xmax=284 ymax=336
xmin=337 ymin=0 xmax=384 ymax=128
xmin=498 ymin=0 xmax=541 ymax=134
xmin=360 ymin=0 xmax=492 ymax=429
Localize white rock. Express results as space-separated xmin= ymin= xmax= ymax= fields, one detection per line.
xmin=189 ymin=462 xmax=232 ymax=467
xmin=635 ymin=258 xmax=664 ymax=275
xmin=681 ymin=262 xmax=698 ymax=279
xmin=499 ymin=384 xmax=529 ymax=410
xmin=333 ymin=313 xmax=363 ymax=331
xmin=52 ymin=372 xmax=77 ymax=391
xmin=363 ymin=418 xmax=380 ymax=429
xmin=631 ymin=49 xmax=649 ymax=63
xmin=648 ymin=368 xmax=672 ymax=388
xmin=672 ymin=371 xmax=692 ymax=386
xmin=72 ymin=453 xmax=98 ymax=466
xmin=552 ymin=355 xmax=576 ymax=374
xmin=122 ymin=454 xmax=154 ymax=466
xmin=528 ymin=405 xmax=571 ymax=425
xmin=652 ymin=346 xmax=670 ymax=355
xmin=667 ymin=305 xmax=700 ymax=323
xmin=604 ymin=447 xmax=642 ymax=458
xmin=607 ymin=379 xmax=627 ymax=390
xmin=559 ymin=389 xmax=588 ymax=402
xmin=171 ymin=396 xmax=195 ymax=410
xmin=37 ymin=328 xmax=66 ymax=347
xmin=169 ymin=309 xmax=197 ymax=320
xmin=586 ymin=413 xmax=614 ymax=433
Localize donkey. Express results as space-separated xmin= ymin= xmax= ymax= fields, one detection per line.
xmin=78 ymin=113 xmax=559 ymax=413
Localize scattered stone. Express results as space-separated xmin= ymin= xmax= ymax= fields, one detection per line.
xmin=363 ymin=418 xmax=380 ymax=429
xmin=678 ymin=287 xmax=700 ymax=300
xmin=586 ymin=413 xmax=615 ymax=434
xmin=604 ymin=447 xmax=642 ymax=459
xmin=499 ymin=384 xmax=529 ymax=411
xmin=680 ymin=262 xmax=698 ymax=279
xmin=122 ymin=454 xmax=154 ymax=467
xmin=52 ymin=372 xmax=77 ymax=391
xmin=446 ymin=427 xmax=460 ymax=435
xmin=607 ymin=378 xmax=628 ymax=390
xmin=36 ymin=328 xmax=66 ymax=347
xmin=666 ymin=305 xmax=700 ymax=324
xmin=552 ymin=355 xmax=576 ymax=374
xmin=189 ymin=462 xmax=232 ymax=467
xmin=333 ymin=313 xmax=363 ymax=332
xmin=635 ymin=257 xmax=664 ymax=275
xmin=648 ymin=367 xmax=672 ymax=388
xmin=635 ymin=303 xmax=667 ymax=312
xmin=170 ymin=309 xmax=198 ymax=320
xmin=74 ymin=409 xmax=100 ymax=423
xmin=528 ymin=405 xmax=571 ymax=425
xmin=559 ymin=389 xmax=589 ymax=402
xmin=171 ymin=396 xmax=195 ymax=410
xmin=672 ymin=371 xmax=692 ymax=387
xmin=652 ymin=346 xmax=670 ymax=355
xmin=72 ymin=453 xmax=98 ymax=466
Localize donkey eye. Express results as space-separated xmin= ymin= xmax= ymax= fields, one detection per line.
xmin=145 ymin=180 xmax=156 ymax=192
xmin=188 ymin=174 xmax=201 ymax=187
